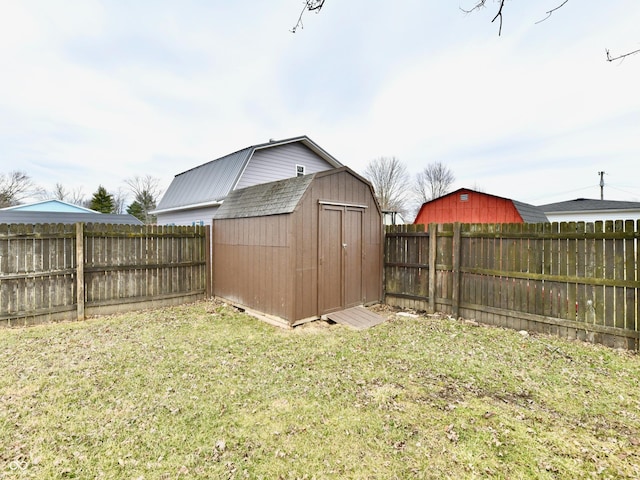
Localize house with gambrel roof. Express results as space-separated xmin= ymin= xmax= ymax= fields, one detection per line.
xmin=152 ymin=136 xmax=343 ymax=226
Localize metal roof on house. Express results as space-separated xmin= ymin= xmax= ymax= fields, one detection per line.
xmin=214 ymin=174 xmax=315 ymax=219
xmin=1 ymin=199 xmax=98 ymax=213
xmin=0 ymin=211 xmax=144 ymax=225
xmin=538 ymin=198 xmax=640 ymax=213
xmin=155 ymin=147 xmax=253 ymax=213
xmin=154 ymin=136 xmax=342 ymax=214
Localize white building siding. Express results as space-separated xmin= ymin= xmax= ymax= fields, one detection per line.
xmin=236 ymin=143 xmax=334 ymax=190
xmin=545 ymin=210 xmax=640 ymax=223
xmin=156 ymin=205 xmax=220 ymax=226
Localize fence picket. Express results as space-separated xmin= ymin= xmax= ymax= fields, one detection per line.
xmin=385 ymin=220 xmax=640 ymax=350
xmin=0 ymin=223 xmax=207 ymax=325
xmin=626 ymin=220 xmax=637 ymax=349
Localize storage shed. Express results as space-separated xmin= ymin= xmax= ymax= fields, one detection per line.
xmin=212 ymin=167 xmax=383 ymax=327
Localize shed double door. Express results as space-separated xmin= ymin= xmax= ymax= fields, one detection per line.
xmin=318 ymin=203 xmax=364 ymax=314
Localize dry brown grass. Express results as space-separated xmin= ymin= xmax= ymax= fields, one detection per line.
xmin=1 ymin=300 xmax=639 ymax=479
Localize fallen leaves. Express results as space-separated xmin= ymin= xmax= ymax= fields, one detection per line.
xmin=445 ymin=424 xmax=459 ymax=443
xmin=2 ymin=301 xmax=640 ymax=478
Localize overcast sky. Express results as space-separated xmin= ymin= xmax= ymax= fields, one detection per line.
xmin=1 ymin=0 xmax=639 ymax=208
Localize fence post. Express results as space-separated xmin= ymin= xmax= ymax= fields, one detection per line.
xmin=76 ymin=222 xmax=85 ymax=321
xmin=428 ymin=223 xmax=437 ymax=313
xmin=205 ymin=223 xmax=212 ymax=298
xmin=451 ymin=222 xmax=461 ymax=319
xmin=210 ymin=219 xmax=216 ymax=298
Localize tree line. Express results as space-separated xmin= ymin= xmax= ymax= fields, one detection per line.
xmin=362 ymin=158 xmax=455 ymax=222
xmin=0 ymin=171 xmax=162 ymax=224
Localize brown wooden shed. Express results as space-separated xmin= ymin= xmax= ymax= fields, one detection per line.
xmin=212 ymin=167 xmax=383 ymax=327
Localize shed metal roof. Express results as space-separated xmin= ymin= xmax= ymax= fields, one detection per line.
xmin=154 ymin=136 xmax=342 ymax=214
xmin=0 ymin=211 xmax=144 ymax=225
xmin=538 ymin=198 xmax=640 ymax=213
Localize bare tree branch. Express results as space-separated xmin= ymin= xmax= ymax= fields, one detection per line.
xmin=460 ymin=0 xmax=506 ymax=35
xmin=535 ymin=0 xmax=569 ymax=25
xmin=606 ymin=47 xmax=640 ymax=62
xmin=68 ymin=188 xmax=86 ymax=207
xmin=296 ymin=2 xmax=638 ymax=63
xmin=0 ymin=171 xmax=36 ymax=207
xmin=124 ymin=175 xmax=163 ymax=223
xmin=363 ymin=156 xmax=410 ymax=216
xmin=464 ymin=0 xmax=572 ymax=36
xmin=111 ymin=187 xmax=128 ymax=214
xmin=291 ymin=0 xmax=326 ymax=33
xmin=465 ymin=0 xmax=636 ymax=62
xmin=459 ymin=0 xmax=487 ymax=15
xmin=491 ymin=0 xmax=506 ymax=36
xmin=413 ymin=162 xmax=456 ymax=204
xmin=124 ymin=175 xmax=163 ymax=202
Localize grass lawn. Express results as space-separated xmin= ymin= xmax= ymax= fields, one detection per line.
xmin=1 ymin=301 xmax=640 ymax=479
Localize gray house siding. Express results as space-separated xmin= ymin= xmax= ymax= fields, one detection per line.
xmin=236 ymin=143 xmax=334 ymax=190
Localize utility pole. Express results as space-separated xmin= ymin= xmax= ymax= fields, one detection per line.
xmin=598 ymin=171 xmax=605 ymax=200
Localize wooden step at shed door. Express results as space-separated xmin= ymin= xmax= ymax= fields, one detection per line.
xmin=325 ymin=306 xmax=387 ymax=330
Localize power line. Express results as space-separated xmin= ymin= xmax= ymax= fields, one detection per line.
xmin=527 ymin=185 xmax=594 ymax=203
xmin=607 ymin=184 xmax=640 ymax=199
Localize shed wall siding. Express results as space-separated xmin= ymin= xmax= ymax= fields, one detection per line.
xmin=213 ymin=215 xmax=294 ymax=321
xmin=236 ymin=143 xmax=334 ymax=190
xmin=157 ymin=205 xmax=220 ymax=226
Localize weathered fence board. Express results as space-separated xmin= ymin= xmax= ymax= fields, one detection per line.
xmin=385 ymin=221 xmax=640 ymax=350
xmin=0 ymin=223 xmax=208 ymax=326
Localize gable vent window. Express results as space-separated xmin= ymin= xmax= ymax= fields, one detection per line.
xmin=460 ymin=194 xmax=469 ymax=202
xmin=296 ymin=165 xmax=305 ymax=177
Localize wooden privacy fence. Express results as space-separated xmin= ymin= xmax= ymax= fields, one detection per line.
xmin=0 ymin=223 xmax=209 ymax=326
xmin=385 ymin=221 xmax=640 ymax=350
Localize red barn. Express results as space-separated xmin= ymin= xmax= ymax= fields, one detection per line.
xmin=414 ymin=188 xmax=548 ymax=226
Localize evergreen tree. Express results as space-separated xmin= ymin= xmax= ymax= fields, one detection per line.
xmin=89 ymin=185 xmax=115 ymax=213
xmin=124 ymin=175 xmax=162 ymax=223
xmin=126 ymin=201 xmax=145 ymax=222
xmin=126 ymin=190 xmax=157 ymax=224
